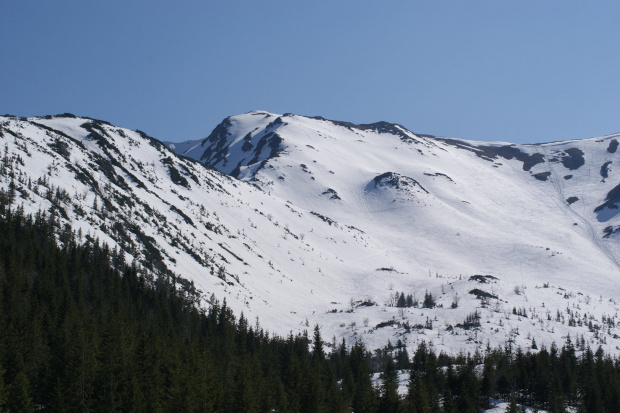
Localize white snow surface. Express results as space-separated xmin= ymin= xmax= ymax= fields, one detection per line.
xmin=2 ymin=112 xmax=620 ymax=359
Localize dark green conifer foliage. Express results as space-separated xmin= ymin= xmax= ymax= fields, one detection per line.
xmin=313 ymin=324 xmax=325 ymax=360
xmin=0 ymin=362 xmax=6 ymax=413
xmin=7 ymin=371 xmax=34 ymax=413
xmin=578 ymin=347 xmax=603 ymax=413
xmin=395 ymin=340 xmax=410 ymax=370
xmin=422 ymin=291 xmax=436 ymax=308
xmin=441 ymin=388 xmax=457 ymax=413
xmin=406 ymin=377 xmax=430 ymax=413
xmin=0 ymin=202 xmax=364 ymax=412
xmin=405 ymin=341 xmax=443 ymax=413
xmin=560 ymin=337 xmax=578 ymax=404
xmin=348 ymin=341 xmax=376 ymax=413
xmin=377 ymin=357 xmax=401 ymax=413
xmin=506 ymin=393 xmax=519 ymax=413
xmin=6 ymin=194 xmax=620 ymax=412
xmin=456 ymin=362 xmax=481 ymax=413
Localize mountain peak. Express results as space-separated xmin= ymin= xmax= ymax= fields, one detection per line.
xmin=3 ymin=112 xmax=620 ymax=357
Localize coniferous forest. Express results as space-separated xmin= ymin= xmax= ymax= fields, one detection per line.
xmin=3 ymin=195 xmax=620 ymax=412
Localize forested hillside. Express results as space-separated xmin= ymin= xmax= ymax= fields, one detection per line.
xmin=0 ymin=195 xmax=349 ymax=412
xmin=3 ymin=194 xmax=620 ymax=412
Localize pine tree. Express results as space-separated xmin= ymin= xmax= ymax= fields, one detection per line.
xmin=396 ymin=345 xmax=410 ymax=370
xmin=423 ymin=291 xmax=435 ymax=309
xmin=457 ymin=363 xmax=481 ymax=413
xmin=579 ymin=374 xmax=603 ymax=413
xmin=313 ymin=325 xmax=325 ymax=360
xmin=505 ymin=392 xmax=518 ymax=413
xmin=378 ymin=358 xmax=400 ymax=413
xmin=8 ymin=178 xmax=15 ymax=205
xmin=0 ymin=362 xmax=7 ymax=413
xmin=406 ymin=294 xmax=414 ymax=308
xmin=406 ymin=377 xmax=430 ymax=413
xmin=7 ymin=371 xmax=34 ymax=413
xmin=441 ymin=388 xmax=457 ymax=413
xmin=349 ymin=341 xmax=376 ymax=413
xmin=546 ymin=381 xmax=566 ymax=413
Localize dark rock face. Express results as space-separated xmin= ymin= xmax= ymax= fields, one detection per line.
xmin=197 ymin=116 xmax=285 ymax=175
xmin=161 ymin=157 xmax=190 ymax=188
xmin=248 ymin=132 xmax=283 ymax=166
xmin=309 ymin=116 xmax=423 ymax=143
xmin=608 ymin=139 xmax=618 ymax=154
xmin=199 ymin=117 xmax=233 ymax=166
xmin=424 ymin=172 xmax=454 ymax=182
xmin=372 ymin=172 xmax=428 ymax=194
xmin=566 ymin=196 xmax=579 ymax=205
xmin=321 ymin=188 xmax=341 ymax=200
xmin=241 ymin=132 xmax=254 ymax=152
xmin=436 ymin=139 xmax=545 ymax=171
xmin=601 ymin=161 xmax=612 ymax=179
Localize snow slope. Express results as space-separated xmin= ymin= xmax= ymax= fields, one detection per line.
xmin=168 ymin=111 xmax=620 ymax=354
xmin=2 ymin=112 xmax=620 ymax=359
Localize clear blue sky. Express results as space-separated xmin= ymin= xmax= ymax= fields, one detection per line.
xmin=1 ymin=1 xmax=618 ymax=144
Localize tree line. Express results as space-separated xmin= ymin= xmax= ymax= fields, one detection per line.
xmin=2 ymin=193 xmax=620 ymax=411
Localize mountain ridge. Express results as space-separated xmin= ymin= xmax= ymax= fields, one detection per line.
xmin=2 ymin=111 xmax=620 ymax=357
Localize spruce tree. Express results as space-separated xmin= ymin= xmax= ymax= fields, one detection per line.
xmin=456 ymin=363 xmax=481 ymax=413
xmin=313 ymin=325 xmax=325 ymax=360
xmin=0 ymin=362 xmax=7 ymax=413
xmin=7 ymin=371 xmax=34 ymax=413
xmin=441 ymin=388 xmax=457 ymax=413
xmin=378 ymin=358 xmax=400 ymax=413
xmin=505 ymin=392 xmax=518 ymax=413
xmin=406 ymin=377 xmax=430 ymax=413
xmin=348 ymin=341 xmax=376 ymax=413
xmin=423 ymin=291 xmax=435 ymax=309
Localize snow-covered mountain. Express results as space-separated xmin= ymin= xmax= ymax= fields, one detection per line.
xmin=2 ymin=111 xmax=620 ymax=358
